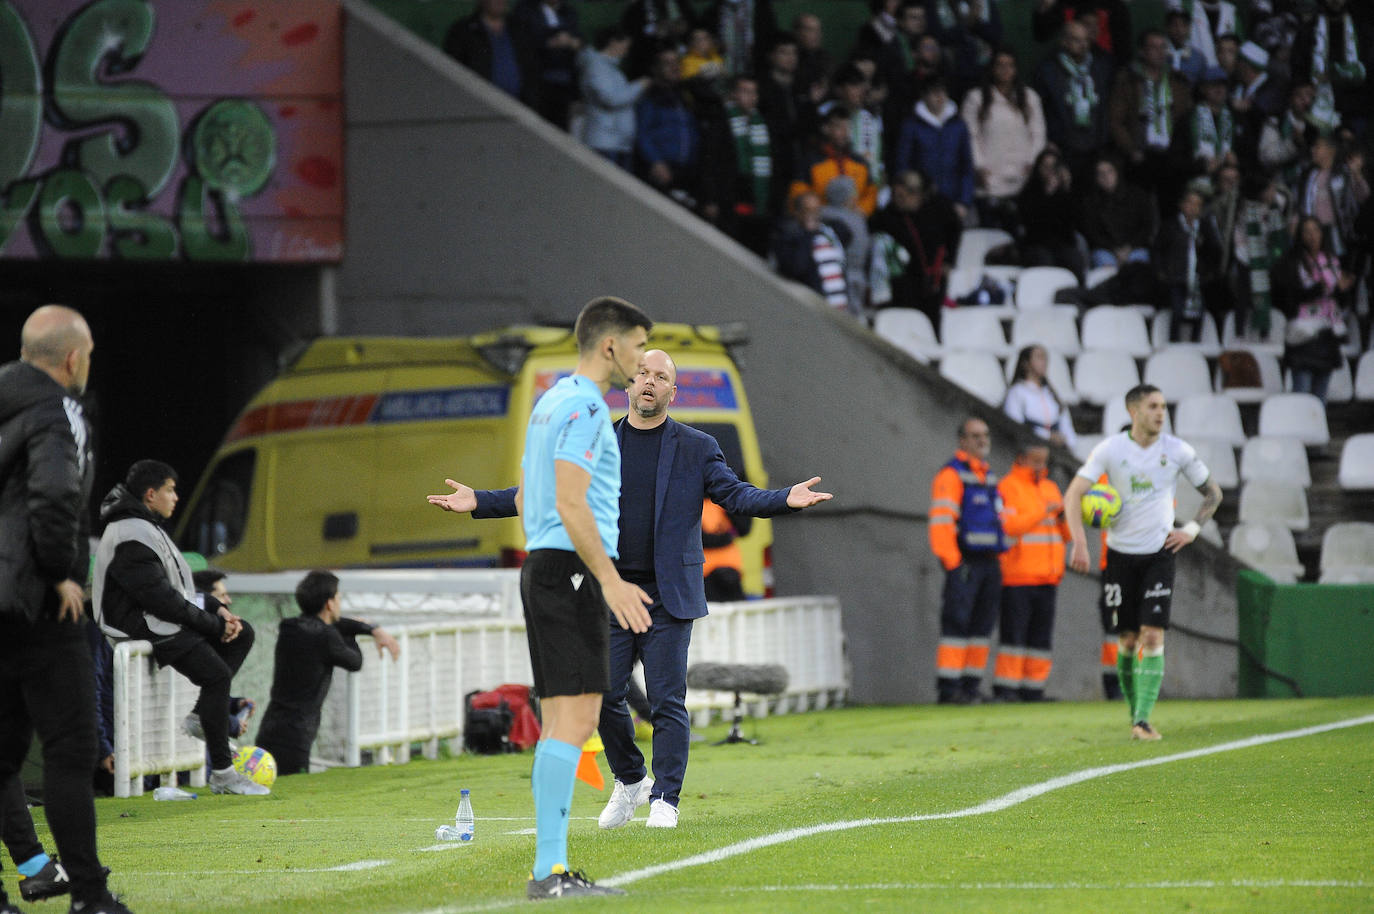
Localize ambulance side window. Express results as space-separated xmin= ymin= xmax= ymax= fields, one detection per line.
xmin=696 ymin=424 xmax=747 ymax=483
xmin=181 ymin=450 xmax=255 ymax=557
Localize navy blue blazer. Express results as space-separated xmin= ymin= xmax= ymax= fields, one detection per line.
xmin=473 ymin=416 xmax=795 ymax=620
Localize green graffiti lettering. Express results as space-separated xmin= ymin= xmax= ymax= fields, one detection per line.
xmin=0 ymin=2 xmax=43 ymax=187
xmin=0 ymin=179 xmax=41 ymax=254
xmin=34 ymin=168 xmax=106 ymax=258
xmin=178 ymin=175 xmax=248 ymax=262
xmin=106 ymin=174 xmax=176 ymax=259
xmin=49 ymin=0 xmax=179 ymax=197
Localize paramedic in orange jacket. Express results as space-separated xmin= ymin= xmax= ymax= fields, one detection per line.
xmin=701 ymin=498 xmax=748 ymax=602
xmin=993 ymin=443 xmax=1069 ymax=702
xmin=928 ymin=417 xmax=1006 ymax=704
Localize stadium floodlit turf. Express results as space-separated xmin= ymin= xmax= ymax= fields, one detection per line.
xmin=32 ymin=697 xmax=1374 ymax=913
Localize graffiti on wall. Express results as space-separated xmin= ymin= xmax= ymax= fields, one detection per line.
xmin=0 ymin=0 xmax=343 ymax=263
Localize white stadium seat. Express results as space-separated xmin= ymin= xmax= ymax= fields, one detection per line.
xmin=1187 ymin=437 xmax=1239 ymax=489
xmin=1010 ymin=309 xmax=1081 ymax=356
xmin=873 ymin=308 xmax=941 ymax=363
xmin=1221 ymin=310 xmax=1285 ymax=355
xmin=1143 ymin=349 xmax=1214 ymax=401
xmin=1174 ymin=394 xmax=1246 ymax=447
xmin=1080 ymin=306 xmax=1152 ymax=358
xmin=941 ymin=307 xmax=1010 ymax=356
xmin=1257 ymin=393 xmax=1330 ymax=447
xmin=945 ymin=268 xmax=1017 ymax=317
xmin=1320 ymin=522 xmax=1374 ymax=573
xmin=1239 ymin=437 xmax=1311 ymax=488
xmin=1228 ymin=523 xmax=1305 ymax=583
xmin=1296 ymin=359 xmax=1354 ymax=403
xmin=955 ymin=227 xmax=1014 ymax=272
xmin=1354 ymin=351 xmax=1374 ymax=401
xmin=940 ymin=350 xmax=1007 ymax=405
xmin=1152 ymin=312 xmax=1221 ymax=356
xmin=1338 ymin=434 xmax=1374 ymax=489
xmin=1071 ymin=433 xmax=1104 ymax=462
xmin=1319 ymin=566 xmax=1374 ymax=584
xmin=1238 ymin=481 xmax=1310 ymax=532
xmin=1072 ymin=349 xmax=1140 ymax=407
xmin=1015 ymin=266 xmax=1079 ymax=310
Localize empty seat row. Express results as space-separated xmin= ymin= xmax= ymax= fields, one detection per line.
xmin=1229 ymin=521 xmax=1374 ymax=584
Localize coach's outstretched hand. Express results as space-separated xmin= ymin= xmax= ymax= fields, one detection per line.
xmin=786 ymin=476 xmax=833 ymax=509
xmin=427 ymin=478 xmax=478 ymax=513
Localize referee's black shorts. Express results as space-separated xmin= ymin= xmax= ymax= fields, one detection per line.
xmin=520 ymin=549 xmax=611 ymax=698
xmin=1102 ymin=547 xmax=1176 ymax=632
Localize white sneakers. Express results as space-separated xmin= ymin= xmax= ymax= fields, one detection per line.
xmin=597 ymin=777 xmax=653 ymax=829
xmin=209 ymin=766 xmax=269 ymax=796
xmin=645 ymin=798 xmax=678 ymax=828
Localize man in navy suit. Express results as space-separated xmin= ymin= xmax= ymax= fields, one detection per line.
xmin=428 ymin=349 xmax=830 ymax=828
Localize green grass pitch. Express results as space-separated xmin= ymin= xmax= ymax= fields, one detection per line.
xmin=26 ymin=697 xmax=1374 ymax=913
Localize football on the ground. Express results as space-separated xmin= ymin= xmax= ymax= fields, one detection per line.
xmin=1082 ymin=483 xmax=1123 ymax=529
xmin=233 ymin=745 xmax=277 ymax=787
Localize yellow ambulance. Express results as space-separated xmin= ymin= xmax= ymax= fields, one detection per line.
xmin=175 ymin=323 xmax=779 ymax=595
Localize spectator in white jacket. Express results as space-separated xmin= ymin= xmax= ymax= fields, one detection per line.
xmin=577 ymin=26 xmax=649 ymax=168
xmin=961 ymin=47 xmax=1046 ymax=230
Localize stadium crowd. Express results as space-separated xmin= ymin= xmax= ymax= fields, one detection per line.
xmin=444 ymin=0 xmax=1372 ymax=352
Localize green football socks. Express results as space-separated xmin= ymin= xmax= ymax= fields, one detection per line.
xmin=1116 ymin=647 xmax=1136 ymax=718
xmin=1133 ymin=648 xmax=1164 ymax=724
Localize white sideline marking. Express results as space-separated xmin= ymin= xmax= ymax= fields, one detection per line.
xmin=760 ymin=880 xmax=1372 ymax=891
xmin=602 ymin=713 xmax=1374 ymax=887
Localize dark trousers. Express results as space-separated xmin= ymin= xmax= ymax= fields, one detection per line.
xmin=598 ymin=581 xmax=694 ymax=807
xmin=938 ymin=558 xmax=1001 ymax=700
xmin=997 ymin=584 xmax=1057 ymax=698
xmin=258 ymin=740 xmax=310 ymax=777
xmin=154 ymin=622 xmax=255 ymax=771
xmin=0 ymin=616 xmax=105 ymax=904
xmin=1 ymin=772 xmax=41 ymax=867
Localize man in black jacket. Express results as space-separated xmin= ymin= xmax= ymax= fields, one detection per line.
xmin=0 ymin=305 xmax=131 ymax=914
xmin=255 ymin=571 xmax=400 ymax=776
xmin=92 ymin=460 xmax=264 ymax=796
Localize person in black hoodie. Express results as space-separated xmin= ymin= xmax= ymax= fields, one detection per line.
xmin=0 ymin=305 xmax=131 ymax=914
xmin=255 ymin=571 xmax=399 ymax=776
xmin=92 ymin=460 xmax=265 ymax=796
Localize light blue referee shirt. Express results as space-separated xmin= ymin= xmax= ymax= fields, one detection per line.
xmin=521 ymin=373 xmax=622 ymax=558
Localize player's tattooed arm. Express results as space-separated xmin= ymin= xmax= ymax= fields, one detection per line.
xmin=1193 ymin=478 xmax=1223 ymax=525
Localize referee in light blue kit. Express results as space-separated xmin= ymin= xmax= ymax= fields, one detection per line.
xmin=506 ymin=296 xmax=653 ymax=900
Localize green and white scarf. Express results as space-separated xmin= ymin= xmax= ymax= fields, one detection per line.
xmin=1192 ymin=104 xmax=1234 ymax=162
xmin=1060 ymin=53 xmax=1099 ymax=129
xmin=1135 ymin=63 xmax=1173 ymax=149
xmin=1314 ymin=12 xmax=1365 ymax=84
xmin=1240 ymin=199 xmax=1287 ymax=335
xmin=726 ymin=103 xmax=771 ymax=213
xmin=1182 ymin=215 xmax=1203 ymax=318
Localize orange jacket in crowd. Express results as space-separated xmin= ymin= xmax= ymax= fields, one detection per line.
xmin=928 ymin=449 xmax=993 ymax=572
xmin=997 ymin=462 xmax=1069 ymax=587
xmin=789 ymin=143 xmax=879 ymax=216
xmin=701 ymin=498 xmax=743 ymax=578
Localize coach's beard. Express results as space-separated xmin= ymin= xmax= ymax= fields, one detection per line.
xmin=632 ymin=388 xmax=666 ymax=421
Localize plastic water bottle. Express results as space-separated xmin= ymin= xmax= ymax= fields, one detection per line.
xmin=152 ymin=786 xmax=197 ymax=801
xmin=455 ymin=788 xmax=475 ymax=842
xmin=435 ymin=788 xmax=476 ymax=842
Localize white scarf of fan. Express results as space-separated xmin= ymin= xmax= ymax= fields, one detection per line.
xmin=1135 ymin=63 xmax=1172 ymax=149
xmin=1313 ymin=13 xmax=1365 ymax=83
xmin=1060 ymin=53 xmax=1098 ymax=128
xmin=1193 ymin=103 xmax=1233 ymax=160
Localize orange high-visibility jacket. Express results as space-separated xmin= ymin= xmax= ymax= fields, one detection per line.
xmin=701 ymin=498 xmax=743 ymax=578
xmin=928 ymin=449 xmax=993 ymax=572
xmin=997 ymin=463 xmax=1069 ymax=587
